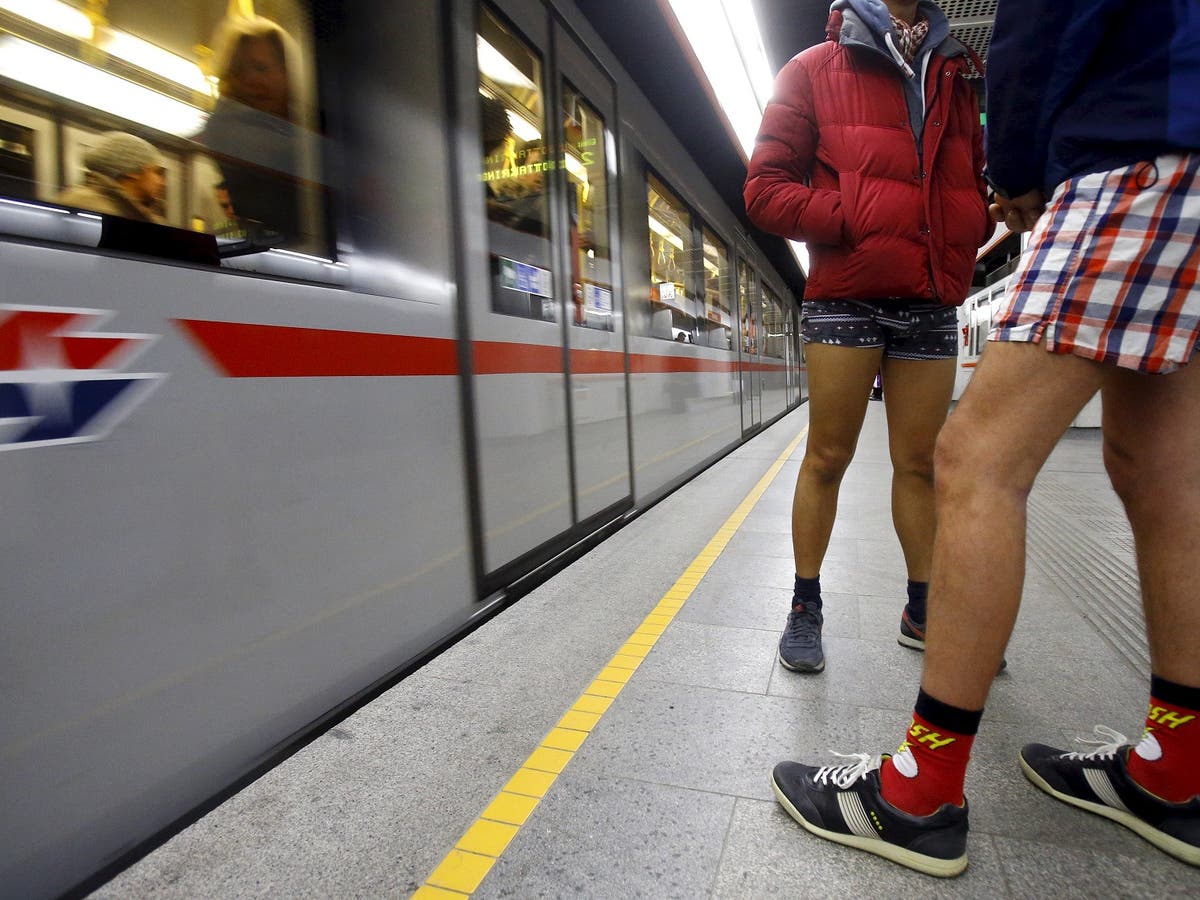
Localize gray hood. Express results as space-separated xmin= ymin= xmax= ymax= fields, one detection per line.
xmin=829 ymin=0 xmax=956 ymax=76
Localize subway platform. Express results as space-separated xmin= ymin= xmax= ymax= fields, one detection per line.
xmin=93 ymin=403 xmax=1197 ymax=898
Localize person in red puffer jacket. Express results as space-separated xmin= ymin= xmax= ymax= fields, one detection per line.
xmin=743 ymin=0 xmax=992 ymax=676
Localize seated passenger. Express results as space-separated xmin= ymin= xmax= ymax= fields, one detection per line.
xmin=197 ymin=15 xmax=304 ymax=247
xmin=56 ymin=131 xmax=166 ymax=224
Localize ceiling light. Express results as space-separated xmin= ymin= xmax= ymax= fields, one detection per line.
xmin=477 ymin=36 xmax=536 ymax=91
xmin=505 ymin=109 xmax=541 ymax=143
xmin=0 ymin=0 xmax=92 ymax=40
xmin=100 ymin=30 xmax=213 ymax=96
xmin=0 ymin=37 xmax=206 ymax=137
xmin=648 ymin=214 xmax=684 ymax=250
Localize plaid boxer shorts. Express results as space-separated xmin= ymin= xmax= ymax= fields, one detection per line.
xmin=990 ymin=153 xmax=1200 ymax=373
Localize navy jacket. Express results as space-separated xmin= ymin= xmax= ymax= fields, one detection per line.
xmin=987 ymin=0 xmax=1200 ymax=197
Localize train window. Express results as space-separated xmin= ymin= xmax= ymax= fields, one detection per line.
xmin=647 ymin=172 xmax=696 ymax=343
xmin=478 ymin=6 xmax=555 ymax=322
xmin=563 ymin=84 xmax=613 ymax=332
xmin=0 ymin=0 xmax=331 ymax=270
xmin=699 ymin=226 xmax=732 ymax=349
xmin=737 ymin=258 xmax=757 ymax=355
xmin=761 ymin=284 xmax=787 ymax=360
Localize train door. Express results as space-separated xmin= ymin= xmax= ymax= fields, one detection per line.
xmin=552 ymin=19 xmax=631 ymax=528
xmin=459 ymin=0 xmax=631 ymax=587
xmin=736 ymin=257 xmax=761 ymax=433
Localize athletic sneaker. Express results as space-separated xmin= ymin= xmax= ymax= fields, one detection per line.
xmin=1020 ymin=726 xmax=1200 ymax=867
xmin=897 ymin=604 xmax=1007 ymax=671
xmin=898 ymin=604 xmax=925 ymax=650
xmin=772 ymin=752 xmax=969 ymax=877
xmin=778 ymin=603 xmax=824 ymax=672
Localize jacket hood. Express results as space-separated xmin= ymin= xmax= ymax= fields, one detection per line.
xmin=827 ymin=0 xmax=955 ymax=61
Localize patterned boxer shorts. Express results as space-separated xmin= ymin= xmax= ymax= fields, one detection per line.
xmin=799 ymin=298 xmax=959 ymax=360
xmin=990 ymin=153 xmax=1200 ymax=373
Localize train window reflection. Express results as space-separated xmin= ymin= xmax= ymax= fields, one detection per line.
xmin=737 ymin=258 xmax=757 ymax=355
xmin=563 ymin=84 xmax=613 ymax=332
xmin=699 ymin=226 xmax=732 ymax=349
xmin=647 ymin=173 xmax=695 ymax=343
xmin=478 ymin=5 xmax=555 ymax=322
xmin=761 ymin=284 xmax=788 ymax=360
xmin=0 ymin=0 xmax=328 ymax=264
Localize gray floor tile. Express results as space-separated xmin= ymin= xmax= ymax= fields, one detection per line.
xmin=678 ymin=583 xmax=859 ymax=639
xmin=569 ymin=680 xmax=859 ymax=803
xmin=711 ymin=797 xmax=1010 ymax=898
xmin=767 ymin=635 xmax=925 ymax=713
xmin=475 ymin=774 xmax=735 ymax=900
xmin=992 ymin=834 xmax=1199 ymax=899
xmin=637 ymin=621 xmax=778 ymax=694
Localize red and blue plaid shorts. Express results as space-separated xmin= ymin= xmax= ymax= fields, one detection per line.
xmin=990 ymin=153 xmax=1200 ymax=373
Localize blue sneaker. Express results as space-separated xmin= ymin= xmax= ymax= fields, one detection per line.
xmin=778 ymin=603 xmax=824 ymax=672
xmin=772 ymin=752 xmax=969 ymax=877
xmin=1020 ymin=726 xmax=1200 ymax=867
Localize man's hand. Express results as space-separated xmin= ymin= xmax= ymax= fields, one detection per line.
xmin=989 ymin=189 xmax=1046 ymax=233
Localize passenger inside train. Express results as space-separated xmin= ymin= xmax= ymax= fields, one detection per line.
xmin=55 ymin=130 xmax=168 ymax=224
xmin=0 ymin=0 xmax=327 ymax=262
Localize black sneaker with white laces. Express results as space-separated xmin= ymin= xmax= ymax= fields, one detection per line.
xmin=771 ymin=753 xmax=969 ymax=877
xmin=1020 ymin=726 xmax=1200 ymax=867
xmin=778 ymin=603 xmax=824 ymax=672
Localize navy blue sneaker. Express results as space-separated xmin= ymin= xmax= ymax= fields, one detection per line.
xmin=778 ymin=603 xmax=824 ymax=672
xmin=1020 ymin=726 xmax=1200 ymax=867
xmin=771 ymin=753 xmax=969 ymax=877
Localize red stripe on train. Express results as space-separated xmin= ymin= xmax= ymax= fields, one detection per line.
xmin=176 ymin=320 xmax=792 ymax=377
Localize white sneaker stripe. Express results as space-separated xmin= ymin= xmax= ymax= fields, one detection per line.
xmin=837 ymin=791 xmax=878 ymax=840
xmin=1084 ymin=768 xmax=1131 ymax=813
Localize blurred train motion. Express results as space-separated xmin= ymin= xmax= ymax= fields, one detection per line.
xmin=0 ymin=0 xmax=806 ymax=894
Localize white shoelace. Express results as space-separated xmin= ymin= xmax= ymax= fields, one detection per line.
xmin=814 ymin=751 xmax=881 ymax=788
xmin=1062 ymin=725 xmax=1129 ymax=760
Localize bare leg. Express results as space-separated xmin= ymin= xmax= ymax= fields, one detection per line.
xmin=880 ymin=356 xmax=957 ymax=581
xmin=921 ymin=342 xmax=1104 ymax=709
xmin=793 ymin=343 xmax=885 ymax=577
xmin=1100 ymin=358 xmax=1200 ymax=686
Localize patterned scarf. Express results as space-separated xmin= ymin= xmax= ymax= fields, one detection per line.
xmin=890 ymin=13 xmax=930 ymax=62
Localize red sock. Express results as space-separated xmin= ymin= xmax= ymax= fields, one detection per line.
xmin=880 ymin=692 xmax=981 ymax=817
xmin=1126 ymin=677 xmax=1200 ymax=803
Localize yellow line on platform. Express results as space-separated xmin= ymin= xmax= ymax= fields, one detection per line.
xmin=413 ymin=425 xmax=809 ymax=898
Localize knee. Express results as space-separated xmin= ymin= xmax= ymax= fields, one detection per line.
xmin=803 ymin=441 xmax=855 ymax=485
xmin=1102 ymin=435 xmax=1141 ymax=506
xmin=932 ymin=417 xmax=998 ymax=499
xmin=892 ymin=447 xmax=936 ymax=485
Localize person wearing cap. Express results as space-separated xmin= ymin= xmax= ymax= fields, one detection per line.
xmin=57 ymin=131 xmax=166 ymax=224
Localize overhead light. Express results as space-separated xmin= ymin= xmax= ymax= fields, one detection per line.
xmin=477 ymin=35 xmax=536 ymax=91
xmin=563 ymin=151 xmax=589 ymax=186
xmin=648 ymin=213 xmax=684 ymax=250
xmin=788 ymin=240 xmax=809 ymax=277
xmin=0 ymin=37 xmax=206 ymax=137
xmin=0 ymin=0 xmax=93 ymax=40
xmin=665 ymin=0 xmax=771 ymax=160
xmin=100 ymin=30 xmax=214 ymax=96
xmin=505 ymin=109 xmax=541 ymax=143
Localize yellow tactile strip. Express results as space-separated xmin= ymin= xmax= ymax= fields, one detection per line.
xmin=413 ymin=425 xmax=809 ymax=898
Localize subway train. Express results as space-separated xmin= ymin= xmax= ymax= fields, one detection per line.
xmin=0 ymin=0 xmax=805 ymax=895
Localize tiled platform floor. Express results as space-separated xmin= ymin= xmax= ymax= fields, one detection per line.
xmin=96 ymin=403 xmax=1199 ymax=899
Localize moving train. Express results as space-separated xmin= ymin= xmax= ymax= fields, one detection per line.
xmin=0 ymin=0 xmax=805 ymax=895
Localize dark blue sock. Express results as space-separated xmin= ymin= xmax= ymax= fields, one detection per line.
xmin=793 ymin=575 xmax=821 ymax=611
xmin=906 ymin=579 xmax=928 ymax=622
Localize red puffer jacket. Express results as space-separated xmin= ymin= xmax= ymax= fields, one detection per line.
xmin=744 ymin=16 xmax=992 ymax=306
